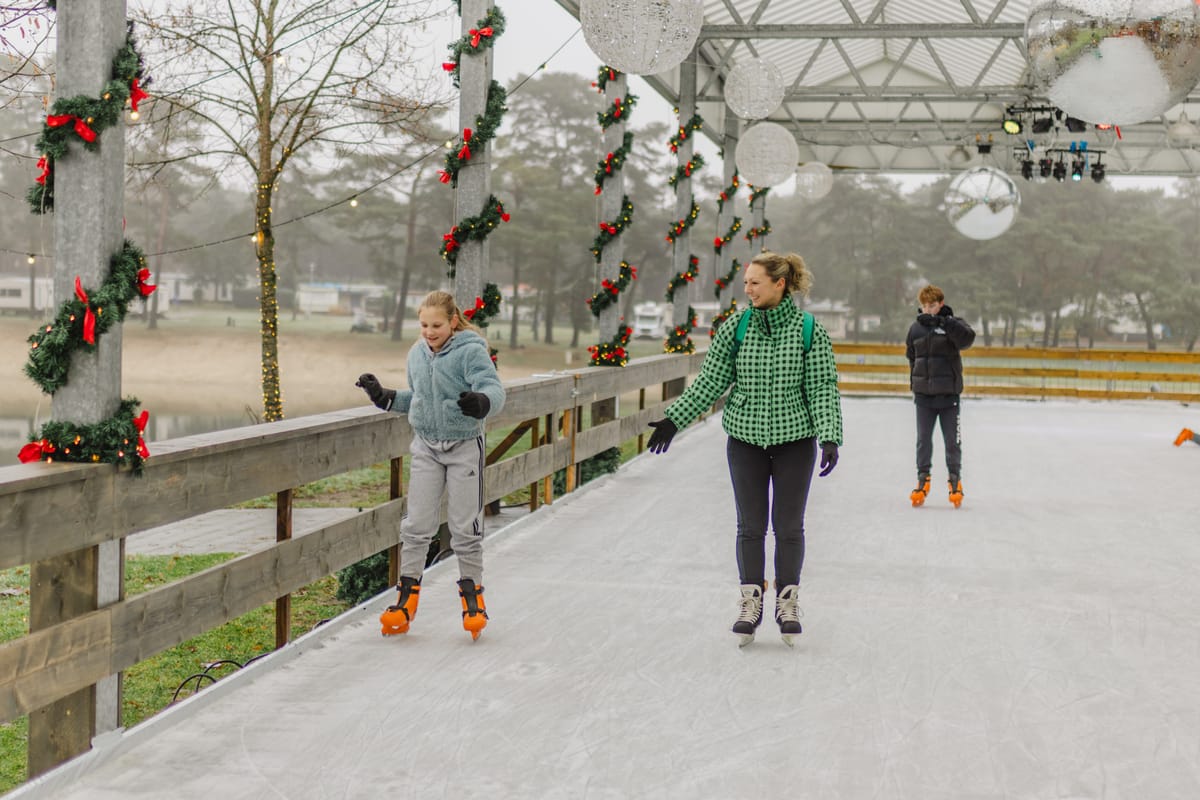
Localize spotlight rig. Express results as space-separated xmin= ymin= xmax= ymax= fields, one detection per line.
xmin=1033 ymin=147 xmax=1107 ymax=184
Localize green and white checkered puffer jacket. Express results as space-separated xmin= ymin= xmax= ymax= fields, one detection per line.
xmin=664 ymin=298 xmax=843 ymax=448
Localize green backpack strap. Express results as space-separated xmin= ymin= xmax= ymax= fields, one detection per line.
xmin=729 ymin=309 xmax=753 ymax=377
xmin=801 ymin=310 xmax=813 ymax=353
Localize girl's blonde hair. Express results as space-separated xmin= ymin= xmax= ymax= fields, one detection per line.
xmin=419 ymin=290 xmax=482 ymax=336
xmin=750 ymin=251 xmax=813 ymax=298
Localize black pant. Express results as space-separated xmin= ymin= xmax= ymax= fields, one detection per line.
xmin=726 ymin=436 xmax=817 ymax=588
xmin=915 ymin=401 xmax=961 ymax=477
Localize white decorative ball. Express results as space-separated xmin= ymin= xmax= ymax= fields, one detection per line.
xmin=943 ymin=167 xmax=1021 ymax=240
xmin=724 ymin=57 xmax=785 ymax=120
xmin=1026 ymin=0 xmax=1200 ymax=125
xmin=735 ymin=122 xmax=799 ymax=187
xmin=794 ymin=162 xmax=833 ymax=200
xmin=581 ymin=0 xmax=705 ymax=76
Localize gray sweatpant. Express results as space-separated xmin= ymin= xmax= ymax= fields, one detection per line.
xmin=400 ymin=434 xmax=486 ymax=583
xmin=915 ymin=401 xmax=962 ymax=478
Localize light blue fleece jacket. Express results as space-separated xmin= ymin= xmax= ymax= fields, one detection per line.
xmin=390 ymin=330 xmax=505 ymax=441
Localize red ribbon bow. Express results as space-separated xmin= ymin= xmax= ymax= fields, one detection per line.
xmin=463 ymin=296 xmax=487 ymax=320
xmin=74 ymin=276 xmax=97 ymax=344
xmin=714 ymin=236 xmax=725 ymax=248
xmin=498 ymin=204 xmax=510 ymax=223
xmin=442 ymin=61 xmax=458 ymax=72
xmin=438 ymin=169 xmax=452 ymax=184
xmin=457 ymin=128 xmax=473 ymax=161
xmin=18 ymin=439 xmax=56 ymax=463
xmin=469 ymin=26 xmax=493 ymax=48
xmin=35 ymin=155 xmax=50 ymax=185
xmin=47 ymin=114 xmax=97 ymax=143
xmin=129 ymin=78 xmax=149 ymax=113
xmin=443 ymin=229 xmax=459 ymax=252
xmin=136 ymin=268 xmax=157 ymax=297
xmin=134 ymin=410 xmax=150 ymax=459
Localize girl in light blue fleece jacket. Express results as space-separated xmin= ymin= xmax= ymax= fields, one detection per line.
xmin=355 ymin=290 xmax=505 ymax=641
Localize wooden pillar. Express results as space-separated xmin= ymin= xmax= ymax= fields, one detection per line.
xmin=29 ymin=0 xmax=127 ymax=777
xmin=388 ymin=456 xmax=403 ymax=587
xmin=453 ymin=0 xmax=493 ymax=306
xmin=717 ymin=113 xmax=740 ymax=295
xmin=598 ymin=72 xmax=627 ymax=344
xmin=671 ymin=46 xmax=698 ymax=331
xmin=274 ymin=489 xmax=293 ymax=649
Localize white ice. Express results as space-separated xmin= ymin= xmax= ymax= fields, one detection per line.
xmin=15 ymin=397 xmax=1200 ymax=799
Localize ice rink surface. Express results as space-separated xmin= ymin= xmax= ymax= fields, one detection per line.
xmin=17 ymin=397 xmax=1200 ymax=800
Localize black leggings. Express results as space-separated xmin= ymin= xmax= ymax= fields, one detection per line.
xmin=726 ymin=436 xmax=817 ymax=588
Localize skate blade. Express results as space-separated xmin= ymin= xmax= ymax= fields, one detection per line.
xmin=380 ymin=626 xmax=408 ymax=636
xmin=781 ymin=634 xmax=796 ymax=648
xmin=736 ymin=633 xmax=755 ymax=647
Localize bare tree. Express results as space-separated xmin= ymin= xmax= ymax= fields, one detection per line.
xmin=131 ymin=0 xmax=447 ymax=420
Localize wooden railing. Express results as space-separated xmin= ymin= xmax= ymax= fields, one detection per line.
xmin=0 ymin=351 xmax=704 ymax=773
xmin=834 ymin=343 xmax=1200 ymax=403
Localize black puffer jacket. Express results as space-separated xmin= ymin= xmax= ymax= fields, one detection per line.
xmin=906 ymin=304 xmax=976 ymax=396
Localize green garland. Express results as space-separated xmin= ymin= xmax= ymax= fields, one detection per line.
xmin=592 ymin=65 xmax=619 ymax=93
xmin=664 ymin=307 xmax=698 ymax=354
xmin=439 ymin=80 xmax=507 ymax=188
xmin=667 ymin=153 xmax=705 ymax=190
xmin=462 ymin=282 xmax=502 ymax=328
xmin=665 ymin=255 xmax=699 ymax=302
xmin=25 ymin=240 xmax=153 ymax=394
xmin=440 ymin=196 xmax=511 ymax=275
xmin=588 ymin=324 xmax=632 ymax=367
xmin=589 ymin=195 xmax=634 ymax=262
xmin=443 ymin=6 xmax=506 ymax=88
xmin=709 ymin=298 xmax=740 ymax=337
xmin=668 ymin=113 xmax=704 ymax=153
xmin=664 ymin=199 xmax=700 ymax=244
xmin=748 ymin=184 xmax=770 ymax=207
xmin=597 ymin=93 xmax=637 ymax=129
xmin=28 ymin=25 xmax=149 ymax=214
xmin=587 ymin=261 xmax=636 ymax=316
xmin=593 ymin=131 xmax=634 ymax=195
xmin=20 ymin=398 xmax=149 ymax=474
xmin=715 ymin=258 xmax=742 ymax=297
xmin=716 ymin=172 xmax=740 ymax=214
xmin=745 ymin=221 xmax=772 ymax=244
xmin=713 ymin=217 xmax=743 ymax=253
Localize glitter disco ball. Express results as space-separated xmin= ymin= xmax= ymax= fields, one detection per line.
xmin=735 ymin=122 xmax=799 ymax=187
xmin=794 ymin=162 xmax=833 ymax=200
xmin=943 ymin=167 xmax=1021 ymax=240
xmin=724 ymin=57 xmax=785 ymax=119
xmin=580 ymin=0 xmax=704 ymax=76
xmin=1026 ymin=0 xmax=1200 ymax=125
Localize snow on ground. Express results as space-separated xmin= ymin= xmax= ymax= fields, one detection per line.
xmin=17 ymin=397 xmax=1200 ymax=800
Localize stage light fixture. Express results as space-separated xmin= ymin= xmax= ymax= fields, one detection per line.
xmin=1021 ymin=159 xmax=1034 ymax=180
xmin=1064 ymin=117 xmax=1088 ymax=133
xmin=1003 ymin=117 xmax=1023 ymax=135
xmin=1039 ymin=158 xmax=1053 ymax=178
xmin=1031 ymin=117 xmax=1054 ymax=134
xmin=1070 ymin=158 xmax=1085 ymax=181
xmin=1053 ymin=159 xmax=1067 ymax=182
xmin=1091 ymin=161 xmax=1106 ymax=183
xmin=975 ymin=133 xmax=993 ymax=154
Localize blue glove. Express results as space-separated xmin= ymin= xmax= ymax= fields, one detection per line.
xmin=647 ymin=419 xmax=678 ymax=454
xmin=818 ymin=442 xmax=839 ymax=476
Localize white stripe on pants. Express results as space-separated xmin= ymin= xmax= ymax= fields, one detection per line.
xmin=400 ymin=434 xmax=486 ymax=583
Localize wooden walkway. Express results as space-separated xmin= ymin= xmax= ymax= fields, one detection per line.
xmin=13 ymin=397 xmax=1200 ymax=799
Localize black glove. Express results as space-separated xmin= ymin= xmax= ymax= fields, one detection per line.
xmin=457 ymin=391 xmax=491 ymax=419
xmin=647 ymin=419 xmax=678 ymax=454
xmin=917 ymin=313 xmax=938 ymax=327
xmin=355 ymin=373 xmax=395 ymax=410
xmin=937 ymin=305 xmax=953 ymax=317
xmin=818 ymin=442 xmax=839 ymax=476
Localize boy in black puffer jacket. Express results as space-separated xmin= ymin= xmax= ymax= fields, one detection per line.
xmin=905 ymin=284 xmax=975 ymax=507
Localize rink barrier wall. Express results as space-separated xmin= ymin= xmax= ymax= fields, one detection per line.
xmin=0 ymin=351 xmax=703 ymax=772
xmin=833 ymin=343 xmax=1200 ymax=403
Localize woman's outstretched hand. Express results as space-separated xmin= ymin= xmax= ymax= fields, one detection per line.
xmin=818 ymin=442 xmax=839 ymax=476
xmin=647 ymin=419 xmax=678 ymax=454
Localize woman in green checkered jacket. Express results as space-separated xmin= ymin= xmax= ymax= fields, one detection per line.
xmin=645 ymin=251 xmax=843 ymax=647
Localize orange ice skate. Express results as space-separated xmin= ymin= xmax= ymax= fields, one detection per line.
xmin=910 ymin=473 xmax=931 ymax=507
xmin=458 ymin=578 xmax=488 ymax=641
xmin=948 ymin=475 xmax=964 ymax=509
xmin=1174 ymin=428 xmax=1194 ymax=447
xmin=379 ymin=576 xmax=420 ymax=636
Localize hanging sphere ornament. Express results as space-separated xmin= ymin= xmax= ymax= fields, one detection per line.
xmin=794 ymin=162 xmax=834 ymax=200
xmin=1026 ymin=0 xmax=1200 ymax=125
xmin=580 ymin=0 xmax=705 ymax=76
xmin=943 ymin=167 xmax=1021 ymax=240
xmin=735 ymin=122 xmax=799 ymax=187
xmin=724 ymin=57 xmax=785 ymax=119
